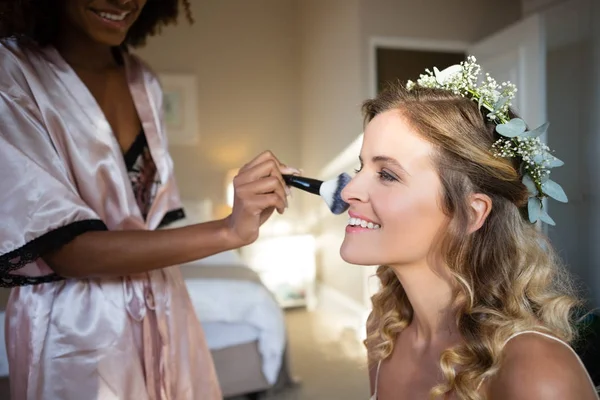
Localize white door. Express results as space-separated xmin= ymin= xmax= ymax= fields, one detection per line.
xmin=468 ymin=13 xmax=547 ymax=137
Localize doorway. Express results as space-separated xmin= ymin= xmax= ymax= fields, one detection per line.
xmin=376 ymin=48 xmax=465 ymax=94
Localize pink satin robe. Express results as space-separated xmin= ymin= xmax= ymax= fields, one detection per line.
xmin=0 ymin=39 xmax=222 ymax=400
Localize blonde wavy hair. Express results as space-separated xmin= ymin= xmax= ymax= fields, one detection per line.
xmin=363 ymin=83 xmax=582 ymax=399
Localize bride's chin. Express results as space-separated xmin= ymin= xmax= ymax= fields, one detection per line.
xmin=339 ymin=247 xmax=375 ymax=266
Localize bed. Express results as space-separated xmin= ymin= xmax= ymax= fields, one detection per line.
xmin=0 ymin=251 xmax=295 ymax=398
xmin=179 ymin=250 xmax=296 ymax=398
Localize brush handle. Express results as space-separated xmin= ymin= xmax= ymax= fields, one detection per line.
xmin=283 ymin=174 xmax=323 ymax=196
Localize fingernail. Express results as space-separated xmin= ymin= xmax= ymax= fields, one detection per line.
xmin=282 ymin=166 xmax=301 ymax=175
xmin=285 ymin=186 xmax=292 ymax=197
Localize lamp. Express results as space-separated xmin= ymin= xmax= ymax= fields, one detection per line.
xmin=225 ymin=168 xmax=239 ymax=208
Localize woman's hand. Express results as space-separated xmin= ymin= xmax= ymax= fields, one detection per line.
xmin=225 ymin=150 xmax=300 ymax=246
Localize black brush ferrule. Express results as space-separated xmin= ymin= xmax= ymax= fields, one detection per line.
xmin=283 ymin=174 xmax=323 ymax=196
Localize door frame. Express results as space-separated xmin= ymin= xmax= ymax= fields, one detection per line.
xmin=367 ymin=36 xmax=470 ymax=99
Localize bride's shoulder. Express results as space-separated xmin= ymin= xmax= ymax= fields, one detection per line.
xmin=486 ymin=332 xmax=597 ymax=400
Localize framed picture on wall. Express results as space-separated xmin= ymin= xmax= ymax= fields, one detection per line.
xmin=158 ymin=73 xmax=200 ymax=146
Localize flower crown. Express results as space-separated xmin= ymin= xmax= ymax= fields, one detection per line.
xmin=406 ymin=56 xmax=567 ymax=226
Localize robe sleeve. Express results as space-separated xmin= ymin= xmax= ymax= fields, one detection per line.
xmin=0 ymin=90 xmax=107 ymax=287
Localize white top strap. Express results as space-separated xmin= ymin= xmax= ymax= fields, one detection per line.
xmin=370 ymin=360 xmax=382 ymax=400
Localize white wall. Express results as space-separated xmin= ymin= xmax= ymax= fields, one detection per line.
xmin=298 ymin=0 xmax=363 ymax=178
xmin=587 ymin=0 xmax=600 ymax=308
xmin=135 ymin=0 xmax=302 ymax=211
xmin=539 ymin=0 xmax=599 ymax=308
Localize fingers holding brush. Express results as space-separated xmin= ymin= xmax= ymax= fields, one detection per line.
xmin=237 ymin=150 xmax=301 ymax=202
xmin=240 ymin=150 xmax=300 ymax=176
xmin=235 ymin=159 xmax=287 ymax=194
xmin=235 ymin=174 xmax=288 ymax=214
xmin=226 ymin=150 xmax=300 ymax=246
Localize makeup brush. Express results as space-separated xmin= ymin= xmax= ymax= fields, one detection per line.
xmin=283 ymin=173 xmax=351 ymax=215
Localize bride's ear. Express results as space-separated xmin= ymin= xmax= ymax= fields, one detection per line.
xmin=468 ymin=193 xmax=492 ymax=233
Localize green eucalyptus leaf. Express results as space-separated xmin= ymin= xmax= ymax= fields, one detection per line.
xmin=531 ymin=152 xmax=562 ymax=169
xmin=522 ymin=175 xmax=538 ymax=196
xmin=521 ymin=122 xmax=549 ymax=139
xmin=494 ymin=96 xmax=509 ymax=111
xmin=540 ymin=173 xmax=550 ymax=183
xmin=532 ymin=153 xmax=545 ymax=164
xmin=542 ymin=179 xmax=568 ymax=203
xmin=546 ymin=155 xmax=564 ymax=168
xmin=539 ymin=209 xmax=556 ymax=226
xmin=528 ymin=197 xmax=542 ymax=223
xmin=496 ymin=118 xmax=527 ymax=138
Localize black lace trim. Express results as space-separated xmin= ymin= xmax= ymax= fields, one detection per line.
xmin=0 ymin=272 xmax=64 ymax=288
xmin=0 ymin=219 xmax=108 ymax=274
xmin=158 ymin=208 xmax=186 ymax=228
xmin=123 ymin=130 xmax=148 ymax=170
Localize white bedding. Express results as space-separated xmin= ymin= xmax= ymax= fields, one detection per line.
xmin=202 ymin=321 xmax=259 ymax=350
xmin=182 ymin=250 xmax=288 ymax=384
xmin=185 ymin=276 xmax=286 ymax=385
xmin=191 ymin=248 xmax=245 ymax=267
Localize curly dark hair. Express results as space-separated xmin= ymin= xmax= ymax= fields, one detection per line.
xmin=0 ymin=0 xmax=193 ymax=47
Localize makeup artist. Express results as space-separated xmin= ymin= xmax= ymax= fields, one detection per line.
xmin=0 ymin=1 xmax=296 ymax=398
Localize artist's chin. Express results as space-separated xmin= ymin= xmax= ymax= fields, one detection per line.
xmin=88 ymin=31 xmax=128 ymax=47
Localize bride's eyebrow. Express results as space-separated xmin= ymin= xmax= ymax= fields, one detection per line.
xmin=371 ymin=155 xmax=411 ymax=176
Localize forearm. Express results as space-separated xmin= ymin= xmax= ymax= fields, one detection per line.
xmin=44 ymin=218 xmax=241 ymax=279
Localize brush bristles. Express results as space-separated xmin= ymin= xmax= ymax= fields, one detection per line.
xmin=319 ymin=173 xmax=351 ymax=214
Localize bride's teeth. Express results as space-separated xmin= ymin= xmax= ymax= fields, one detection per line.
xmin=347 ymin=217 xmax=380 ymax=229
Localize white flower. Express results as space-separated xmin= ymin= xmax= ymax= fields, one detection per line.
xmin=433 ymin=64 xmax=463 ymax=85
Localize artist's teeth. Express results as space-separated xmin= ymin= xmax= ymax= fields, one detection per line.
xmin=348 ymin=217 xmax=380 ymax=229
xmin=97 ymin=11 xmax=128 ymax=21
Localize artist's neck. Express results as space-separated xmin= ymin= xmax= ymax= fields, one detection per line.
xmin=54 ymin=28 xmax=119 ymax=71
